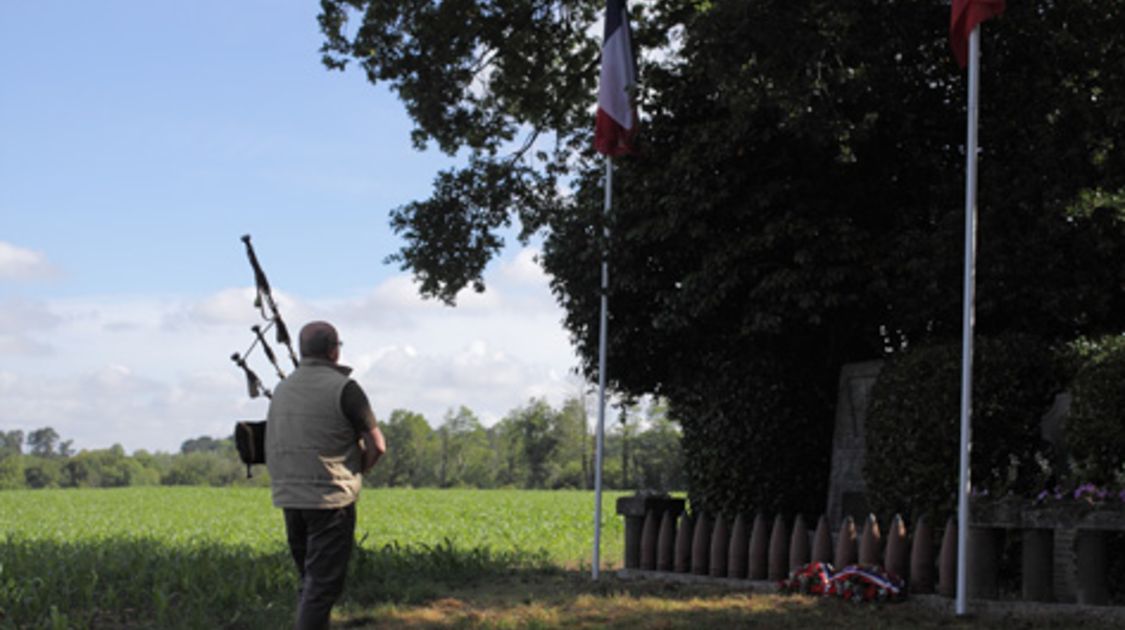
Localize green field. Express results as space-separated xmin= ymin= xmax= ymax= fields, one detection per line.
xmin=0 ymin=487 xmax=626 ymax=628
xmin=5 ymin=488 xmax=1121 ymax=629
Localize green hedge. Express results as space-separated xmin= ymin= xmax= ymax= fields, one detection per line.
xmin=1066 ymin=335 xmax=1125 ymax=484
xmin=674 ymin=352 xmax=834 ymax=519
xmin=863 ymin=335 xmax=1059 ymax=523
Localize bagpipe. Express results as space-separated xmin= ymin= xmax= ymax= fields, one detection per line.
xmin=230 ymin=235 xmax=298 ymax=477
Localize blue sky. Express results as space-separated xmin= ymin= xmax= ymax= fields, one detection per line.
xmin=2 ymin=0 xmax=457 ymax=298
xmin=0 ymin=1 xmax=583 ymax=452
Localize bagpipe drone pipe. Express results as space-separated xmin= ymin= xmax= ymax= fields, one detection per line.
xmin=229 ymin=235 xmax=299 ymax=477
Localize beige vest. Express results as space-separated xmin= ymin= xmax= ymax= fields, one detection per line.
xmin=266 ymin=360 xmax=363 ymax=509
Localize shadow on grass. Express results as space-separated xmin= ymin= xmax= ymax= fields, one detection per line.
xmin=347 ymin=536 xmax=556 ymax=606
xmin=336 ymin=573 xmax=891 ymax=630
xmin=337 ymin=570 xmax=1125 ymax=630
xmin=0 ymin=535 xmax=556 ymax=629
xmin=0 ymin=535 xmax=293 ymax=629
xmin=10 ymin=535 xmax=1118 ymax=630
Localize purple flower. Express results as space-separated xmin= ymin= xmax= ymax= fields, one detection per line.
xmin=1035 ymin=490 xmax=1050 ymax=504
xmin=1119 ymin=489 xmax=1125 ymax=504
xmin=1074 ymin=483 xmax=1098 ymax=499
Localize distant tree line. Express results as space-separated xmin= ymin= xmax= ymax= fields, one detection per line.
xmin=0 ymin=426 xmax=256 ymax=490
xmin=0 ymin=397 xmax=684 ymax=492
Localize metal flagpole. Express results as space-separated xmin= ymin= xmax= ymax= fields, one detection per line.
xmin=592 ymin=156 xmax=612 ymax=580
xmin=956 ymin=26 xmax=981 ymax=618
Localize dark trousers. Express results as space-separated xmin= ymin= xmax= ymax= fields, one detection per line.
xmin=283 ymin=504 xmax=356 ymax=630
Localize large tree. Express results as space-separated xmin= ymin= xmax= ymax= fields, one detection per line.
xmin=437 ymin=406 xmax=495 ymax=487
xmin=0 ymin=430 xmax=23 ymax=458
xmin=27 ymin=427 xmax=60 ymax=458
xmin=320 ymin=0 xmax=1125 ymax=514
xmin=367 ymin=409 xmax=440 ymax=487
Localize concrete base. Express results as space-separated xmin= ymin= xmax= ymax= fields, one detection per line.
xmin=1022 ymin=529 xmax=1054 ymax=602
xmin=1076 ymin=530 xmax=1109 ymax=606
xmin=967 ymin=526 xmax=999 ymax=599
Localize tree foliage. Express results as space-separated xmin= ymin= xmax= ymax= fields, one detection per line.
xmin=180 ymin=436 xmax=227 ymax=454
xmin=621 ymin=399 xmax=684 ymax=493
xmin=27 ymin=427 xmax=60 ymax=458
xmin=368 ymin=409 xmax=441 ymax=487
xmin=437 ymin=406 xmax=494 ymax=487
xmin=0 ymin=430 xmax=24 ymax=458
xmin=2 ymin=396 xmax=682 ymax=492
xmin=0 ymin=455 xmax=23 ymax=490
xmin=319 ymin=0 xmax=608 ymax=302
xmin=319 ymin=0 xmax=1125 ymax=515
xmin=863 ymin=336 xmax=1060 ymax=522
xmin=1065 ymin=335 xmax=1125 ymax=484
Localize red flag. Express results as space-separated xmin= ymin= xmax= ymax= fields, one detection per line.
xmin=950 ymin=0 xmax=1006 ymax=68
xmin=595 ymin=0 xmax=637 ymax=156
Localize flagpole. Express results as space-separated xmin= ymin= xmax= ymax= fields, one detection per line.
xmin=956 ymin=26 xmax=981 ymax=618
xmin=592 ymin=155 xmax=612 ymax=580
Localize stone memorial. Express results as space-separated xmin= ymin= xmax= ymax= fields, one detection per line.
xmin=825 ymin=360 xmax=883 ymax=529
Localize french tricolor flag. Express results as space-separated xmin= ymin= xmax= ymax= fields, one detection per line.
xmin=594 ymin=0 xmax=637 ymax=156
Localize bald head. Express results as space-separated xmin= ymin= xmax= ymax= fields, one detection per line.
xmin=299 ymin=321 xmax=340 ymax=361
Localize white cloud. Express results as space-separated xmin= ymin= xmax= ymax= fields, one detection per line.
xmin=159 ymin=287 xmax=307 ymax=332
xmin=499 ymin=247 xmax=548 ymax=286
xmin=0 ymin=366 xmax=262 ymax=454
xmin=0 ymin=246 xmax=583 ymax=452
xmin=0 ymin=297 xmax=62 ymax=331
xmin=0 ymin=297 xmax=63 ymax=356
xmin=179 ymin=287 xmax=261 ymax=327
xmin=0 ymin=241 xmax=58 ymax=281
xmin=331 ymin=248 xmax=577 ymax=424
xmin=363 ymin=274 xmax=500 ymax=313
xmin=0 ymin=335 xmax=54 ymax=355
xmin=350 ymin=336 xmax=573 ymax=427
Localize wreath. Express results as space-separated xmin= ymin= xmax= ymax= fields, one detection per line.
xmin=779 ymin=562 xmax=906 ymax=603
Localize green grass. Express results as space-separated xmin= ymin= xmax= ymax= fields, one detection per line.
xmin=0 ymin=487 xmax=625 ymax=564
xmin=4 ymin=488 xmax=1113 ymax=629
xmin=0 ymin=487 xmax=626 ymax=628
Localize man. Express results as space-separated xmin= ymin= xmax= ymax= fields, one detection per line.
xmin=266 ymin=321 xmax=386 ymax=630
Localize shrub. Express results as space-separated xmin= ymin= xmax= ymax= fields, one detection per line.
xmin=1065 ymin=335 xmax=1125 ymax=484
xmin=547 ymin=460 xmax=586 ymax=490
xmin=863 ymin=335 xmax=1059 ymax=523
xmin=23 ymin=456 xmax=62 ymax=489
xmin=0 ymin=454 xmax=24 ymax=490
xmin=675 ymin=353 xmax=834 ymax=518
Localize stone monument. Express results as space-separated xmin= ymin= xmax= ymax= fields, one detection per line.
xmin=825 ymin=360 xmax=883 ymax=529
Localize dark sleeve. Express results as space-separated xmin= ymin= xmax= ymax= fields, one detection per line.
xmin=341 ymin=380 xmax=377 ymax=434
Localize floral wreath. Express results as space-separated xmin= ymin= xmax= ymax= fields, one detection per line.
xmin=778 ymin=562 xmax=907 ymax=603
